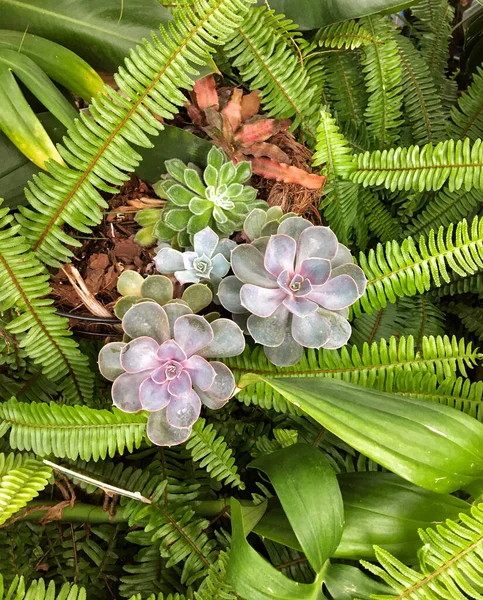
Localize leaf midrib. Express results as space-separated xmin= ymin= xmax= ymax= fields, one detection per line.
xmin=0 ymin=0 xmax=143 ymax=42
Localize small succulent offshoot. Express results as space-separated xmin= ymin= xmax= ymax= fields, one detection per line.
xmin=136 ymin=146 xmax=265 ymax=248
xmin=218 ymin=216 xmax=367 ymax=366
xmin=154 ymin=227 xmax=235 ymax=296
xmin=98 ymin=301 xmax=245 ymax=446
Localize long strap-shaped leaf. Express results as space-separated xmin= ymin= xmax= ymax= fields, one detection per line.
xmin=355 ymin=216 xmax=483 ymax=314
xmin=0 ymin=205 xmax=92 ymax=403
xmin=16 ymin=0 xmax=252 ymax=267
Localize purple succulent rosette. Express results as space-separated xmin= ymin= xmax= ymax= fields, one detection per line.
xmin=218 ymin=217 xmax=367 ymax=366
xmin=154 ymin=226 xmax=236 ymax=290
xmin=98 ymin=301 xmax=245 ymax=447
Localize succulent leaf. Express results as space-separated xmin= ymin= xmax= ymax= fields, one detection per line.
xmin=98 ymin=301 xmax=245 ymax=446
xmin=218 ymin=216 xmax=367 ymax=366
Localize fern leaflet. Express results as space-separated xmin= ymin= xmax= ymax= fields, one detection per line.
xmin=448 ymin=65 xmax=483 ymax=141
xmin=0 ymin=204 xmax=92 ymax=402
xmin=314 ymin=20 xmax=375 ymax=50
xmin=16 ymin=0 xmax=251 ymax=267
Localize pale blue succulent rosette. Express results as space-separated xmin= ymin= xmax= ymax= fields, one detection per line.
xmin=154 ymin=226 xmax=236 ymax=294
xmin=218 ymin=216 xmax=367 ymax=366
xmin=98 ymin=301 xmax=245 ymax=447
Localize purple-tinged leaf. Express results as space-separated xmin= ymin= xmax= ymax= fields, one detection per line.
xmin=277 ymin=216 xmax=312 ymax=241
xmin=139 ymin=379 xmax=171 ymax=411
xmin=310 ymin=275 xmax=360 ymax=310
xmin=264 ymin=235 xmax=296 ymax=277
xmin=296 ymin=226 xmax=338 ymax=268
xmin=218 ymin=276 xmax=245 ymax=314
xmin=247 ymin=305 xmax=290 ymax=347
xmin=166 ymin=390 xmax=201 ymax=428
xmin=157 ymin=340 xmax=187 ymax=363
xmin=120 ymin=337 xmax=161 ymax=373
xmin=240 ymin=284 xmax=286 ymax=317
xmin=98 ymin=342 xmax=126 ymax=381
xmin=292 ymin=312 xmax=331 ymax=348
xmin=299 ymin=258 xmax=331 ymax=286
xmin=147 ymin=409 xmax=192 ymax=447
xmin=264 ymin=329 xmax=303 ymax=367
xmin=331 ymin=264 xmax=367 ymax=295
xmin=123 ymin=302 xmax=170 ymax=344
xmin=231 ymin=245 xmax=278 ymax=287
xmin=163 ymin=303 xmax=193 ymax=336
xmin=283 ymin=295 xmax=318 ymax=318
xmin=332 ymin=243 xmax=353 ymax=269
xmin=112 ymin=371 xmax=150 ymax=413
xmin=198 ymin=361 xmax=235 ymax=409
xmin=197 ymin=318 xmax=246 ymax=358
xmin=174 ymin=314 xmax=214 ymax=356
xmin=319 ymin=309 xmax=352 ymax=349
xmin=184 ymin=355 xmax=216 ymax=391
xmin=167 ymin=370 xmax=192 ymax=397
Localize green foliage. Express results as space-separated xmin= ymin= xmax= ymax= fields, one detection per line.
xmin=352 ymin=137 xmax=483 ymax=192
xmin=355 ymin=216 xmax=483 ymax=314
xmin=15 ymin=0 xmax=251 ymax=267
xmin=0 ymin=204 xmax=93 ymax=403
xmin=315 ymin=20 xmax=373 ymax=50
xmin=362 ymin=503 xmax=483 ymax=598
xmin=186 ymin=419 xmax=245 ymax=489
xmin=224 ymin=7 xmax=316 ymax=138
xmin=360 ymin=16 xmax=403 ymax=147
xmin=0 ymin=453 xmax=51 ymax=526
xmin=448 ymin=65 xmax=483 ymax=141
xmin=0 ymin=399 xmax=147 ymax=461
xmin=225 ymin=334 xmax=479 ymax=413
xmin=0 ymin=575 xmax=86 ymax=600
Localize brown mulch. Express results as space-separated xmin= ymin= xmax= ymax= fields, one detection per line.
xmin=51 ymin=177 xmax=161 ymax=335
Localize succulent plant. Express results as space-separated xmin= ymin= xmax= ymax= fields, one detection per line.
xmin=243 ymin=206 xmax=298 ymax=241
xmin=218 ymin=216 xmax=367 ymax=366
xmin=114 ymin=271 xmax=213 ymax=319
xmin=98 ymin=301 xmax=245 ymax=446
xmin=136 ymin=146 xmax=265 ymax=248
xmin=154 ymin=227 xmax=235 ymax=293
xmin=188 ymin=75 xmax=326 ymax=190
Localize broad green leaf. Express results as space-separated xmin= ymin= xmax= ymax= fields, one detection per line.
xmin=0 ymin=30 xmax=105 ymax=101
xmin=238 ymin=375 xmax=483 ymax=493
xmin=323 ymin=564 xmax=392 ymax=599
xmin=259 ymin=0 xmax=418 ymax=30
xmin=250 ymin=444 xmax=343 ymax=572
xmin=0 ymin=65 xmax=63 ymax=169
xmin=253 ymin=473 xmax=469 ymax=562
xmin=228 ymin=498 xmax=326 ymax=600
xmin=0 ymin=0 xmax=173 ymax=71
xmin=0 ymin=49 xmax=78 ymax=129
xmin=336 ymin=472 xmax=469 ymax=561
xmin=0 ymin=112 xmax=66 ymax=207
xmin=136 ymin=126 xmax=214 ymax=183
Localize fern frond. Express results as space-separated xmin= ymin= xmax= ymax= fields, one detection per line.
xmin=412 ymin=0 xmax=454 ymax=92
xmin=446 ymin=302 xmax=483 ymax=341
xmin=125 ymin=483 xmax=218 ymax=586
xmin=0 ymin=453 xmax=52 ymax=526
xmin=433 ymin=270 xmax=483 ymax=298
xmin=354 ymin=216 xmax=483 ymax=314
xmin=350 ymin=296 xmax=445 ymax=347
xmin=404 ymin=188 xmax=483 ymax=237
xmin=0 ymin=576 xmax=86 ymax=600
xmin=393 ymin=372 xmax=483 ymax=421
xmin=320 ymin=180 xmax=362 ymax=246
xmin=396 ymin=35 xmax=446 ymax=145
xmin=195 ymin=550 xmax=237 ymax=599
xmin=360 ymin=16 xmax=403 ymax=147
xmin=186 ymin=419 xmax=244 ymax=489
xmin=315 ymin=20 xmax=375 ymax=50
xmin=324 ymin=52 xmax=368 ymax=129
xmin=312 ymin=108 xmax=356 ymax=178
xmin=361 ymin=503 xmax=483 ymax=598
xmin=225 ymin=335 xmax=479 ymax=413
xmin=0 ymin=399 xmax=147 ymax=461
xmin=120 ymin=535 xmax=169 ymax=599
xmin=0 ymin=206 xmax=92 ymax=402
xmin=448 ymin=65 xmax=483 ymax=141
xmin=352 ymin=138 xmax=483 ymax=192
xmin=223 ymin=7 xmax=317 ymax=138
xmin=16 ymin=0 xmax=251 ymax=267
xmin=361 ymin=189 xmax=401 ymax=242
